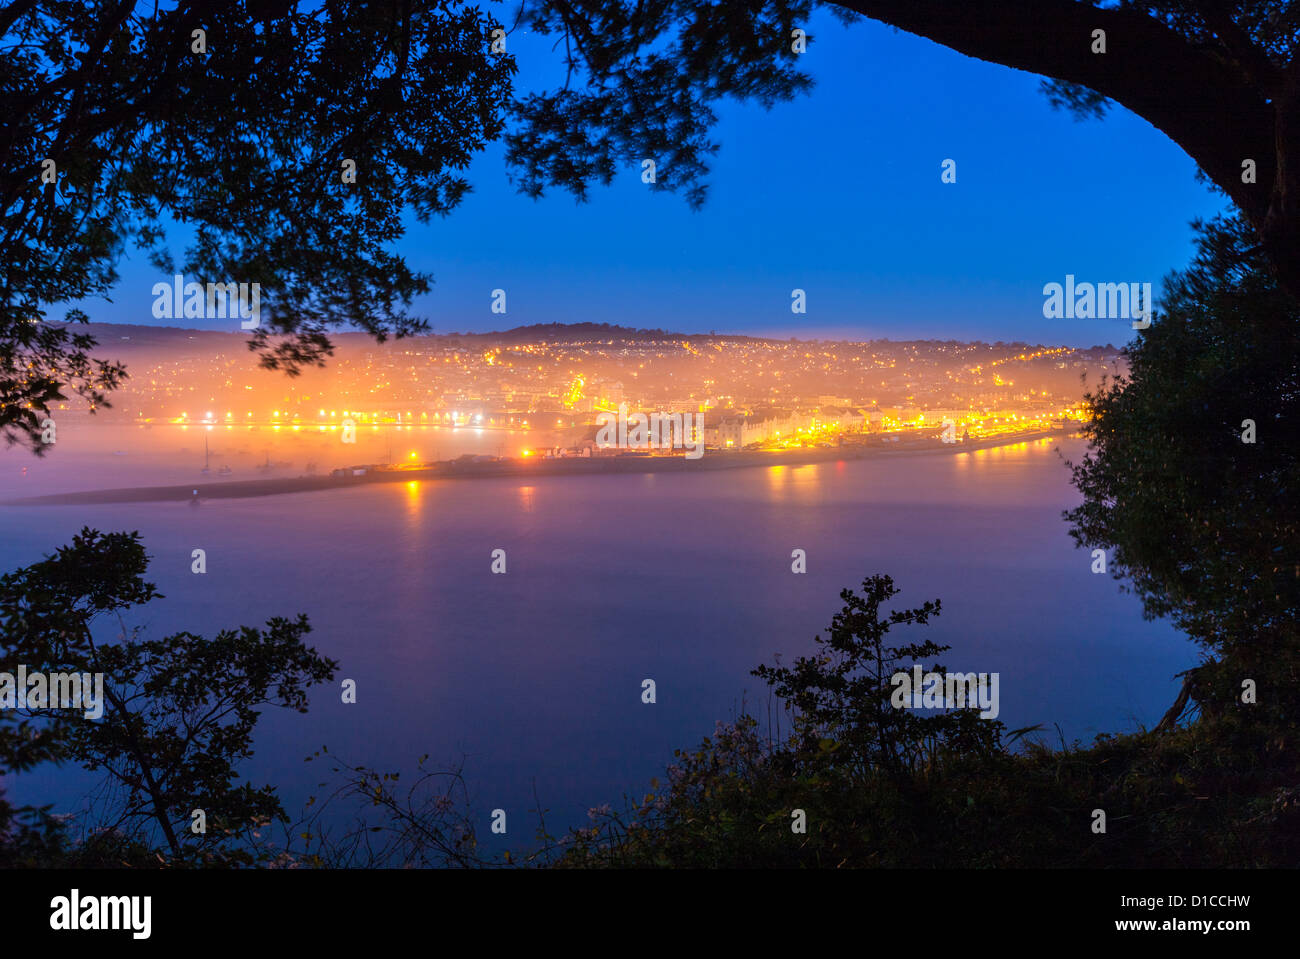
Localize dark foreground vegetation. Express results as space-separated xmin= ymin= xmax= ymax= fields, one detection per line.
xmin=551 ymin=575 xmax=1300 ymax=868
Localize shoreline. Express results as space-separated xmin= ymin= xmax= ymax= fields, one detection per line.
xmin=5 ymin=429 xmax=1076 ymax=506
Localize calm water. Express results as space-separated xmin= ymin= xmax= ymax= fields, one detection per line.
xmin=0 ymin=429 xmax=1196 ymax=849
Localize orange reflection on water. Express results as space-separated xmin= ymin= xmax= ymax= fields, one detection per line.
xmin=403 ymin=480 xmax=423 ymax=521
xmin=956 ymin=438 xmax=1054 ymax=479
xmin=765 ymin=462 xmax=824 ymax=504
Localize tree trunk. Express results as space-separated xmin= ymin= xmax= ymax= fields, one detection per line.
xmin=1153 ymin=670 xmax=1196 ymax=735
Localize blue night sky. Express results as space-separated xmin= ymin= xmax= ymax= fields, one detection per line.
xmin=89 ymin=10 xmax=1230 ymax=348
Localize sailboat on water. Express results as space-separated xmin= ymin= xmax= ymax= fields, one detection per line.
xmin=201 ymin=434 xmax=210 ymax=475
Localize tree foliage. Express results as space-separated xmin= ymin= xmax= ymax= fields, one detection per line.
xmin=0 ymin=527 xmax=337 ymax=865
xmin=751 ymin=574 xmax=1004 ymax=779
xmin=1 ymin=0 xmax=514 ymax=451
xmin=559 ymin=576 xmax=1015 ymax=867
xmin=1064 ymin=213 xmax=1299 ymax=721
xmin=1064 ymin=216 xmax=1298 ymax=650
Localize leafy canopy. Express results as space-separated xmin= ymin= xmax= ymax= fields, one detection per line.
xmin=0 ymin=527 xmax=337 ymax=864
xmin=1 ymin=0 xmax=514 ymax=451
